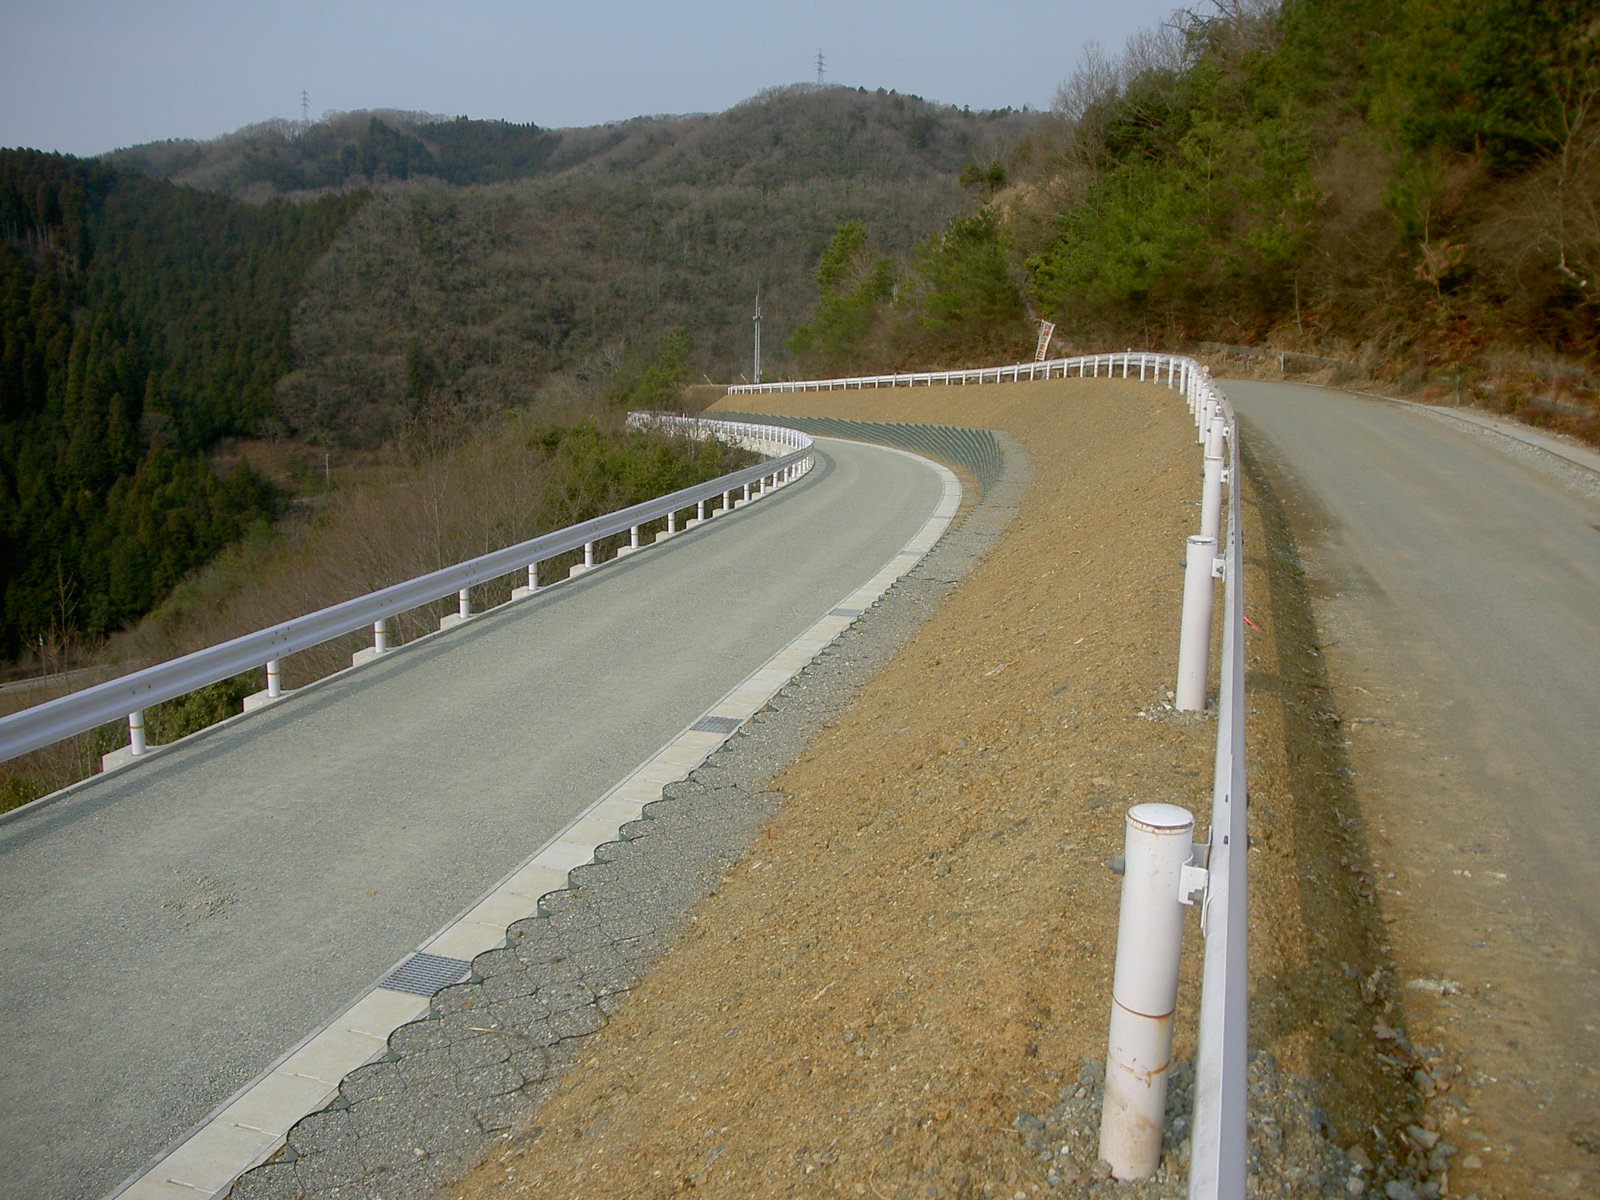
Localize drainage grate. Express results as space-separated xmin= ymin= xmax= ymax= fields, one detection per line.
xmin=691 ymin=714 xmax=744 ymax=735
xmin=380 ymin=952 xmax=471 ymax=996
xmin=829 ymin=607 xmax=864 ymax=617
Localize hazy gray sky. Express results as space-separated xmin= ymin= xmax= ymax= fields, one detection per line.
xmin=2 ymin=1 xmax=1185 ymax=156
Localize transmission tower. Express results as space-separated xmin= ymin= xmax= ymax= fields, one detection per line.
xmin=815 ymin=50 xmax=826 ymax=86
xmin=300 ymin=90 xmax=310 ymax=133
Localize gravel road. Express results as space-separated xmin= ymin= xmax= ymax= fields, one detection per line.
xmin=1223 ymin=379 xmax=1600 ymax=1197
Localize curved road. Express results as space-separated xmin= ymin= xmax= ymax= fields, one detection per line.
xmin=1224 ymin=381 xmax=1600 ymax=1183
xmin=0 ymin=437 xmax=946 ymax=1200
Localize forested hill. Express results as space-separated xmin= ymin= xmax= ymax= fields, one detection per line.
xmin=0 ymin=151 xmax=364 ymax=655
xmin=105 ymin=87 xmax=1036 ymax=198
xmin=1 ymin=89 xmax=1038 ymax=664
xmin=770 ymin=1 xmax=1598 ymax=437
xmin=190 ymin=88 xmax=1039 ymax=447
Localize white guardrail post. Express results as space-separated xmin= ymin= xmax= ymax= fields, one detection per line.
xmin=729 ymin=355 xmax=1247 ymax=1199
xmin=0 ymin=415 xmax=813 ymax=768
xmin=1099 ymin=802 xmax=1202 ymax=1178
xmin=9 ymin=358 xmax=1245 ymax=1196
xmin=1176 ymin=535 xmax=1219 ymax=713
xmin=1201 ymin=455 xmax=1225 ymax=542
xmin=728 ymin=350 xmax=1242 ymax=1197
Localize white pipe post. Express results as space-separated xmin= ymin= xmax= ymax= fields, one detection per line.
xmin=1205 ymin=414 xmax=1227 ymax=460
xmin=374 ymin=618 xmax=388 ymax=653
xmin=457 ymin=588 xmax=471 ymax=620
xmin=128 ymin=710 xmax=147 ymax=756
xmin=1200 ymin=455 xmax=1225 ymax=542
xmin=1100 ymin=803 xmax=1196 ymax=1180
xmin=584 ymin=541 xmax=595 ymax=569
xmin=265 ymin=659 xmax=282 ymax=699
xmin=630 ymin=525 xmax=641 ymax=551
xmin=667 ymin=509 xmax=678 ymax=535
xmin=697 ymin=499 xmax=707 ymax=521
xmin=1177 ymin=535 xmax=1218 ymax=712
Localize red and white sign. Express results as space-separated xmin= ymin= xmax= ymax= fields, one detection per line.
xmin=1035 ymin=320 xmax=1055 ymax=361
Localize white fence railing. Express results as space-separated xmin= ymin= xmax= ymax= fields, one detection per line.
xmin=730 ymin=352 xmax=1247 ymax=1200
xmin=727 ymin=352 xmax=1193 ymax=394
xmin=0 ymin=417 xmax=813 ymax=772
xmin=4 ymin=360 xmax=1248 ymax=1193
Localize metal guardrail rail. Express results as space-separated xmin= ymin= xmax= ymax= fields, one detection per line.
xmin=0 ymin=417 xmax=813 ymax=768
xmin=727 ymin=352 xmax=1186 ymax=393
xmin=715 ymin=412 xmax=1005 ymax=493
xmin=730 ymin=352 xmax=1248 ymax=1200
xmin=1188 ymin=370 xmax=1247 ymax=1200
xmin=5 ymin=359 xmax=1248 ymax=1195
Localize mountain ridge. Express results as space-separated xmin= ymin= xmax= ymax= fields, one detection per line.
xmin=101 ymin=87 xmax=1039 ymax=199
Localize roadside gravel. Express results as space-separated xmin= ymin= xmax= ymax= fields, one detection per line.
xmin=437 ymin=379 xmax=1442 ymax=1200
xmin=237 ymin=377 xmax=1449 ymax=1200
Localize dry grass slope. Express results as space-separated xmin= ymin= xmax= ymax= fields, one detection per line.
xmin=441 ymin=378 xmax=1412 ymax=1199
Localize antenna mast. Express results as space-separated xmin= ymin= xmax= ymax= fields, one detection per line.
xmin=300 ymin=89 xmax=310 ymax=133
xmin=815 ymin=51 xmax=826 ymax=86
xmin=752 ymin=288 xmax=763 ymax=385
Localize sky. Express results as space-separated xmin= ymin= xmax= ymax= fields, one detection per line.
xmin=1 ymin=0 xmax=1186 ymax=157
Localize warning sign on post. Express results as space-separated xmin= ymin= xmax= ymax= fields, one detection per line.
xmin=1035 ymin=320 xmax=1055 ymax=361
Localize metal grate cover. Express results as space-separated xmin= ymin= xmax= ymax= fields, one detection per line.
xmin=691 ymin=714 xmax=744 ymax=735
xmin=381 ymin=952 xmax=471 ymax=996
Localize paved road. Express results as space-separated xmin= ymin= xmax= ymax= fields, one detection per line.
xmin=0 ymin=438 xmax=945 ymax=1200
xmin=1224 ymin=381 xmax=1600 ymax=1174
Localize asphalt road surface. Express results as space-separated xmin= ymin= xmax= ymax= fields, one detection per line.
xmin=0 ymin=437 xmax=945 ymax=1200
xmin=1224 ymin=380 xmax=1600 ymax=1180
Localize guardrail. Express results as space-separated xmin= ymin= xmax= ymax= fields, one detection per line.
xmin=7 ymin=360 xmax=1249 ymax=1193
xmin=732 ymin=352 xmax=1247 ymax=1199
xmin=0 ymin=416 xmax=813 ymax=770
xmin=727 ymin=351 xmax=1193 ymax=393
xmin=1184 ymin=366 xmax=1248 ymax=1200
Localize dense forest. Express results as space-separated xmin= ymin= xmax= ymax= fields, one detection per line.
xmin=112 ymin=89 xmax=1037 ymax=448
xmin=0 ymin=152 xmax=365 ymax=657
xmin=781 ymin=0 xmax=1597 ymax=436
xmin=3 ymin=0 xmax=1595 ymax=686
xmin=1 ymin=88 xmax=1035 ymax=673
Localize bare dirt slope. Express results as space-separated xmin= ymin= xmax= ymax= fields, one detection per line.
xmin=439 ymin=378 xmax=1453 ymax=1199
